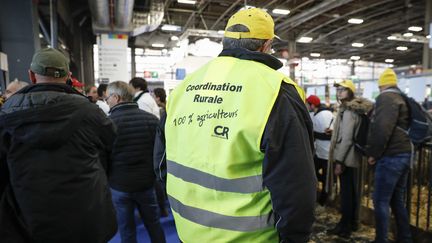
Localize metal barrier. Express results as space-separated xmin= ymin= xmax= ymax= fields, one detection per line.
xmin=359 ymin=143 xmax=432 ymax=232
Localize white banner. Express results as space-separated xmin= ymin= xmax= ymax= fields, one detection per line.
xmin=98 ymin=34 xmax=129 ymax=83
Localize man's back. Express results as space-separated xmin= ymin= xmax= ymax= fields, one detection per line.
xmin=164 ymin=50 xmax=316 ymax=242
xmin=367 ymin=89 xmax=411 ymax=158
xmin=0 ymin=84 xmax=117 ymax=243
xmin=109 ymin=102 xmax=159 ymax=192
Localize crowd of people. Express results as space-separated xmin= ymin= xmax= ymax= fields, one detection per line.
xmin=0 ymin=6 xmax=423 ymax=243
xmin=307 ymin=69 xmax=415 ymax=242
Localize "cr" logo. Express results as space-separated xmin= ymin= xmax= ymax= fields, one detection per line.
xmin=214 ymin=126 xmax=229 ymax=139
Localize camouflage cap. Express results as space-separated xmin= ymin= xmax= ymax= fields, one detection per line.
xmin=30 ymin=48 xmax=69 ymax=78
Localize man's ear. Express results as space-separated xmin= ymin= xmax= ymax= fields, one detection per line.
xmin=258 ymin=39 xmax=273 ymax=53
xmin=28 ymin=70 xmax=36 ymax=84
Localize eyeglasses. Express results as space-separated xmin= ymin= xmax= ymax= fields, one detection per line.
xmin=105 ymin=93 xmax=114 ymax=102
xmin=336 ymin=87 xmax=347 ymax=92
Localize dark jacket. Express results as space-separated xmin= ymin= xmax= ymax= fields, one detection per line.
xmin=109 ymin=102 xmax=159 ymax=192
xmin=154 ymin=48 xmax=317 ymax=243
xmin=366 ymin=87 xmax=411 ymax=159
xmin=0 ymin=83 xmax=117 ymax=243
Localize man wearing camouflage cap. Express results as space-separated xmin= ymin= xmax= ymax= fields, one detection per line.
xmin=155 ymin=7 xmax=316 ymax=243
xmin=0 ymin=48 xmax=117 ymax=243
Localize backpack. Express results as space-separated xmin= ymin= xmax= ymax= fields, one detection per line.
xmin=354 ymin=112 xmax=370 ymax=155
xmin=382 ymin=89 xmax=432 ymax=145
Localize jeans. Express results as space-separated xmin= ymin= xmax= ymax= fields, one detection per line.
xmin=339 ymin=166 xmax=360 ymax=231
xmin=111 ymin=187 xmax=166 ymax=243
xmin=373 ymin=153 xmax=412 ymax=243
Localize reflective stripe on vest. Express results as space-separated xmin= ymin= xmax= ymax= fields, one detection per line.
xmin=168 ymin=195 xmax=274 ymax=232
xmin=167 ymin=160 xmax=264 ymax=194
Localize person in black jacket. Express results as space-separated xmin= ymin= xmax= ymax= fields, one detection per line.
xmin=0 ymin=48 xmax=117 ymax=243
xmin=106 ymin=81 xmax=166 ymax=243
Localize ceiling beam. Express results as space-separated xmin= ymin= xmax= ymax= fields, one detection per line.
xmin=273 ymin=0 xmax=314 ymax=25
xmin=210 ymin=0 xmax=242 ymax=30
xmin=328 ymin=11 xmax=424 ymax=44
xmin=298 ymin=0 xmax=393 ymax=37
xmin=276 ymin=0 xmax=355 ymax=33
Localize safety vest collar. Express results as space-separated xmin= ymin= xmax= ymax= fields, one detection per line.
xmin=218 ymin=48 xmax=283 ymax=70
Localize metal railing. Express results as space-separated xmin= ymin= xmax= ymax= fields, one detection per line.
xmin=359 ymin=143 xmax=432 ymax=232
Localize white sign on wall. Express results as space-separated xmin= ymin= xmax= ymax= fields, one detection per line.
xmin=98 ymin=34 xmax=129 ymax=83
xmin=362 ymin=81 xmax=380 ymax=101
xmin=408 ymin=77 xmax=427 ymax=102
xmin=0 ymin=52 xmax=8 ymax=71
xmin=315 ymin=86 xmax=326 ymax=102
xmin=329 ymin=86 xmax=337 ymax=103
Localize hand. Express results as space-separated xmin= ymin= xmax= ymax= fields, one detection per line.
xmin=368 ymin=157 xmax=376 ymax=165
xmin=334 ymin=163 xmax=343 ymax=176
xmin=324 ymin=128 xmax=333 ymax=135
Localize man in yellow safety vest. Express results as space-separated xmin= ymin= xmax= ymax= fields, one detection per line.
xmin=155 ymin=7 xmax=316 ymax=243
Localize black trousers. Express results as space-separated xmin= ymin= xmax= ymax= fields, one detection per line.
xmin=339 ymin=166 xmax=360 ymax=230
xmin=314 ymin=156 xmax=328 ymax=204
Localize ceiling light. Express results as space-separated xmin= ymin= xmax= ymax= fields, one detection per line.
xmin=310 ymin=53 xmax=320 ymax=57
xmin=410 ymin=38 xmax=418 ymax=42
xmin=170 ymin=36 xmax=179 ymax=41
xmin=387 ymin=35 xmax=397 ymax=40
xmin=408 ymin=26 xmax=422 ymax=32
xmin=177 ymin=0 xmax=196 ymax=4
xmin=348 ymin=18 xmax=363 ymax=24
xmin=350 ymin=56 xmax=360 ymax=60
xmin=385 ymin=59 xmax=394 ymax=63
xmin=396 ymin=46 xmax=408 ymax=51
xmin=297 ymin=37 xmax=313 ymax=43
xmin=272 ymin=9 xmax=290 ymax=15
xmin=351 ymin=42 xmax=364 ymax=47
xmin=161 ymin=24 xmax=182 ymax=32
xmin=152 ymin=43 xmax=165 ymax=48
xmin=403 ymin=32 xmax=413 ymax=37
xmin=39 ymin=33 xmax=43 ymax=38
xmin=427 ymin=35 xmax=431 ymax=39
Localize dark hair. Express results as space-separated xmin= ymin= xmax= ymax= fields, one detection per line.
xmin=97 ymin=84 xmax=107 ymax=97
xmin=337 ymin=87 xmax=355 ymax=103
xmin=153 ymin=88 xmax=167 ymax=103
xmin=129 ymin=77 xmax=148 ymax=91
xmin=222 ymin=24 xmax=267 ymax=51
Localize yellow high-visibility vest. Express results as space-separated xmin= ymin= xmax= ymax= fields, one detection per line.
xmin=165 ymin=55 xmax=305 ymax=243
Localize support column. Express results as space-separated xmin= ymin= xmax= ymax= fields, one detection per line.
xmin=130 ymin=40 xmax=136 ymax=78
xmin=351 ymin=61 xmax=355 ymax=76
xmin=423 ymin=0 xmax=432 ymax=69
xmin=288 ymin=38 xmax=296 ymax=81
xmin=0 ymin=0 xmax=40 ymax=81
xmin=50 ymin=0 xmax=58 ymax=49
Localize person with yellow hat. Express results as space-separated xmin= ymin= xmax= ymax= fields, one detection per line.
xmin=365 ymin=68 xmax=413 ymax=243
xmin=327 ymin=80 xmax=373 ymax=238
xmin=154 ymin=7 xmax=316 ymax=243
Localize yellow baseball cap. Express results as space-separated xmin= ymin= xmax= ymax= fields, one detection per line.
xmin=378 ymin=68 xmax=397 ymax=87
xmin=224 ymin=8 xmax=275 ymax=40
xmin=334 ymin=80 xmax=356 ymax=93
